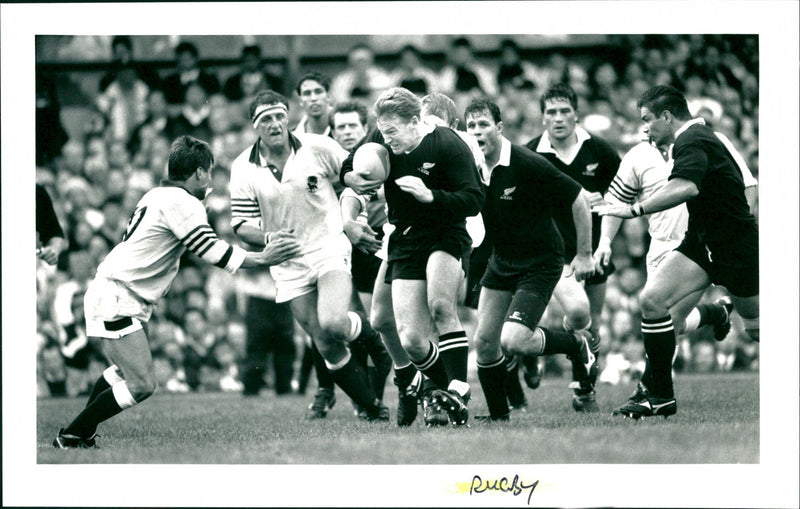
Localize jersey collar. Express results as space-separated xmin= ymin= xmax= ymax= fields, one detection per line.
xmin=674 ymin=117 xmax=706 ymax=139
xmin=482 ymin=136 xmax=512 ymax=183
xmin=535 ymin=125 xmax=591 ymax=164
xmin=248 ymin=133 xmax=303 ymax=167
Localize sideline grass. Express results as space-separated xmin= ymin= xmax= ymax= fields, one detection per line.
xmin=38 ymin=371 xmax=758 ymax=464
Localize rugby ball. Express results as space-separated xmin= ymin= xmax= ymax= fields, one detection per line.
xmin=353 ymin=142 xmax=390 ymax=182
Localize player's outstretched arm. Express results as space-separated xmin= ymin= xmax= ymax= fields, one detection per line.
xmin=241 ymin=230 xmax=301 ymax=268
xmin=569 ymin=189 xmax=595 ymax=281
xmin=594 ymin=213 xmax=624 ymax=273
xmin=593 ymin=177 xmax=698 ymax=219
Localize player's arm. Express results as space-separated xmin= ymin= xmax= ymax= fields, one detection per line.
xmin=594 ymin=214 xmax=624 ymax=271
xmin=36 ymin=185 xmax=68 ymax=265
xmin=340 ymin=190 xmax=381 ymax=254
xmin=594 ymin=177 xmax=698 ymax=219
xmin=569 ymin=189 xmax=595 ymax=281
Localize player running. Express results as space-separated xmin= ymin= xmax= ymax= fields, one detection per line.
xmin=594 ymin=85 xmax=759 ymax=419
xmin=464 ymin=97 xmax=598 ymax=421
xmin=53 ymin=136 xmax=301 ymax=448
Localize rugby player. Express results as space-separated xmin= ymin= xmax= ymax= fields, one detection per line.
xmin=464 ymin=97 xmax=597 ymax=421
xmin=594 ymin=85 xmax=759 ymax=419
xmin=53 ymin=136 xmax=301 ymax=448
xmin=525 ymin=83 xmax=621 ymax=411
xmin=229 ymin=90 xmax=390 ymax=422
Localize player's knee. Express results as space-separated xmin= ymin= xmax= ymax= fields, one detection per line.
xmin=125 ymin=378 xmax=156 ymax=403
xmin=427 ymin=295 xmax=457 ymax=325
xmin=563 ymin=306 xmax=591 ymax=331
xmin=370 ymin=305 xmax=395 ymax=335
xmin=500 ymin=325 xmax=542 ymax=356
xmin=473 ymin=332 xmax=501 ymax=362
xmin=639 ymin=286 xmax=668 ymax=315
xmin=318 ymin=314 xmax=350 ymax=342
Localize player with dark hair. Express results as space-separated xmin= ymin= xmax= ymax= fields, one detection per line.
xmin=594 ymin=85 xmax=759 ymax=419
xmin=230 ymin=90 xmax=390 ymax=422
xmin=293 ymin=72 xmax=334 ymax=137
xmin=525 ymin=82 xmax=621 ymax=412
xmin=464 ymin=97 xmax=597 ymax=421
xmin=341 ymin=87 xmax=485 ymax=426
xmin=53 ymin=136 xmax=301 ymax=448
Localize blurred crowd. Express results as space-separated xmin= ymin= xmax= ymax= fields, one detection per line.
xmin=35 ymin=34 xmax=759 ymax=398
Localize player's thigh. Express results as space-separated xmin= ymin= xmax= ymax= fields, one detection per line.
xmin=729 ymin=294 xmax=759 ymax=320
xmin=552 ymin=267 xmax=590 ymax=317
xmin=370 ymin=261 xmax=395 ymax=330
xmin=474 ymin=287 xmax=512 ymax=361
xmin=101 ymin=328 xmax=154 ymax=389
xmin=641 ymin=250 xmax=710 ymax=312
xmin=316 ymin=269 xmax=353 ymax=332
xmin=426 ymin=250 xmax=464 ymax=313
xmin=289 ymin=290 xmax=322 ymax=339
xmin=392 ymin=279 xmax=436 ymax=343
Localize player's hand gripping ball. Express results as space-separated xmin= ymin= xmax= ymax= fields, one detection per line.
xmin=353 ymin=142 xmax=390 ymax=182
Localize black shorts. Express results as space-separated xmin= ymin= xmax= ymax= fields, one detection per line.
xmin=676 ymin=229 xmax=759 ymax=298
xmin=351 ymin=247 xmax=382 ymax=293
xmin=385 ymin=224 xmax=472 ymax=282
xmin=480 ymin=253 xmax=563 ymax=330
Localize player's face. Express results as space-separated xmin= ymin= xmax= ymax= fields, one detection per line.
xmin=298 ymin=79 xmax=329 ymax=117
xmin=640 ymin=106 xmax=672 ymax=147
xmin=542 ymin=98 xmax=578 ymax=141
xmin=465 ymin=109 xmax=502 ymax=161
xmin=332 ymin=111 xmax=367 ymax=151
xmin=254 ymin=109 xmax=290 ymax=150
xmin=376 ymin=114 xmax=420 ymax=154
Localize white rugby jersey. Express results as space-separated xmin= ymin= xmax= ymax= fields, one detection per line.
xmin=605 ymin=141 xmax=688 ymax=242
xmin=230 ymin=133 xmax=349 ymax=259
xmin=96 ymin=184 xmax=247 ymax=304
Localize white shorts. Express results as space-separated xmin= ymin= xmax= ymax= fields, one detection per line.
xmin=270 ymin=234 xmax=352 ymax=303
xmin=84 ymin=277 xmax=154 ymax=339
xmin=646 ymin=238 xmax=683 ymax=275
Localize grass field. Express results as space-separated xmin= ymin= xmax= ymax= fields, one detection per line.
xmin=37 ymin=370 xmax=758 ymax=465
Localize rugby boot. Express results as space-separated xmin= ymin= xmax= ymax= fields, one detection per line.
xmin=431 ymin=385 xmax=470 ymax=426
xmin=53 ymin=428 xmax=97 ymax=449
xmin=713 ymin=296 xmax=734 ymax=341
xmin=422 ymin=393 xmax=449 ymax=427
xmin=612 ymin=382 xmax=677 ymax=419
xmin=307 ymin=387 xmax=336 ymax=419
xmin=396 ymin=370 xmax=422 ymax=427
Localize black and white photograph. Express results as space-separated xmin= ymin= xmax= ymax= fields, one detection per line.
xmin=2 ymin=1 xmax=798 ymax=508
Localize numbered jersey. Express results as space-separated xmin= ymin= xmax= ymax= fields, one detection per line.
xmin=96 ymin=184 xmax=246 ymax=304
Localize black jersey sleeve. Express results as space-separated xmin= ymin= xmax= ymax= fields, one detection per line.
xmin=339 ymin=128 xmax=386 ymax=187
xmin=428 ymin=134 xmax=485 ymax=222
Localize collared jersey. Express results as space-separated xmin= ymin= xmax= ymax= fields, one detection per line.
xmin=606 ymin=142 xmax=688 ymax=243
xmin=96 ymin=184 xmax=247 ymax=304
xmin=230 ymin=132 xmax=349 ymax=257
xmin=526 ymin=126 xmax=621 ymax=257
xmin=669 ymin=119 xmax=757 ymax=246
xmin=483 ymin=137 xmax=581 ymax=260
xmin=351 ymin=125 xmax=484 ymax=229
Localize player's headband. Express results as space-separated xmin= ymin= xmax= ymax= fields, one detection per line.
xmin=252 ymin=103 xmax=288 ymax=127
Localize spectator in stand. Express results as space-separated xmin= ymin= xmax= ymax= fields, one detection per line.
xmin=129 ymin=88 xmax=171 ymax=164
xmin=329 ymin=44 xmax=392 ymax=104
xmin=95 ymin=62 xmax=150 ymax=144
xmin=438 ymin=37 xmax=498 ymax=99
xmin=389 ymin=44 xmax=438 ymax=96
xmin=223 ymin=45 xmax=283 ymax=103
xmin=98 ymin=35 xmax=161 ymax=93
xmin=161 ymin=41 xmax=221 ymax=108
xmin=495 ymin=38 xmax=539 ymax=93
xmin=167 ymin=81 xmax=213 ymax=142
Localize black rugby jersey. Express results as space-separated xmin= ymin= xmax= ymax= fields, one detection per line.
xmin=526 ymin=130 xmax=620 ymax=258
xmin=484 ymin=140 xmax=581 ymax=260
xmin=670 ymin=120 xmax=757 ymax=247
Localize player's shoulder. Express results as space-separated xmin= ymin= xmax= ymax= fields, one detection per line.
xmin=143 ymin=185 xmax=202 ymax=214
xmin=511 ymin=142 xmax=556 ymax=168
xmin=231 ymin=142 xmax=257 ymax=169
xmin=625 ymin=141 xmax=660 ymax=159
